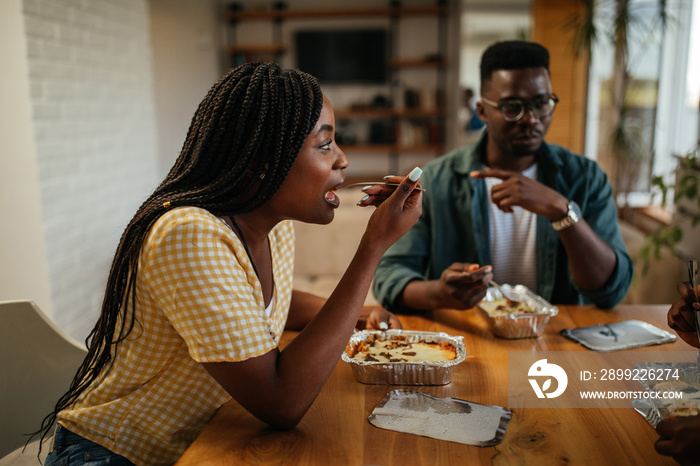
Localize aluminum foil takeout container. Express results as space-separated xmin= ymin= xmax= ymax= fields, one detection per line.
xmin=633 ymin=361 xmax=700 ymax=427
xmin=478 ymin=284 xmax=558 ymax=339
xmin=342 ymin=330 xmax=467 ymax=385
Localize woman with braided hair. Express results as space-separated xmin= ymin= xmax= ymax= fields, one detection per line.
xmin=38 ymin=62 xmax=423 ymax=466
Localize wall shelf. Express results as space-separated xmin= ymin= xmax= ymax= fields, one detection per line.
xmin=223 ymin=2 xmax=450 ymax=174
xmin=339 ymin=144 xmax=444 ymax=154
xmin=389 ymin=58 xmax=446 ymax=68
xmin=334 ymin=108 xmax=446 ymax=119
xmin=225 ymin=6 xmax=447 ymax=21
xmin=225 ymin=44 xmax=285 ymax=55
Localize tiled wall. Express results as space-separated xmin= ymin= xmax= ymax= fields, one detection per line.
xmin=22 ymin=0 xmax=160 ymax=340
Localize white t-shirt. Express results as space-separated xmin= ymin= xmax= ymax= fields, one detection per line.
xmin=484 ymin=164 xmax=538 ymax=290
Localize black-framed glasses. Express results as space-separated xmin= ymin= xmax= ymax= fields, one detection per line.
xmin=480 ymin=94 xmax=559 ymax=122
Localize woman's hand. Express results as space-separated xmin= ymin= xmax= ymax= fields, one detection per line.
xmin=655 ymin=414 xmax=700 ymax=464
xmin=359 ymin=168 xmax=423 ymax=251
xmin=356 ymin=174 xmax=418 ymax=207
xmin=668 ymin=281 xmax=700 ymax=348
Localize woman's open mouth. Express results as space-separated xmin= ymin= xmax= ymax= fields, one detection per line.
xmin=325 ymin=188 xmax=340 ymax=207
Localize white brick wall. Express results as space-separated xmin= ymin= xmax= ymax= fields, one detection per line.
xmin=22 ymin=0 xmax=159 ymax=340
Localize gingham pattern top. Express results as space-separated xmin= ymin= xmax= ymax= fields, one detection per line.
xmin=58 ymin=207 xmax=295 ymax=465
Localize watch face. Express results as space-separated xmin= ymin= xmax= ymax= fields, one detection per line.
xmin=570 ymin=201 xmax=582 ymax=218
xmin=567 ymin=205 xmax=578 ymax=222
xmin=552 ymin=201 xmax=580 ymax=231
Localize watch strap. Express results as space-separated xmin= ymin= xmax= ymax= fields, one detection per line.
xmin=551 ymin=201 xmax=580 ymax=231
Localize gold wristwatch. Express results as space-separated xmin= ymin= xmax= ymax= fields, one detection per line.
xmin=551 ymin=201 xmax=580 ymax=231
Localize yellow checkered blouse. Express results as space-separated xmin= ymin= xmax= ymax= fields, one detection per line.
xmin=58 ymin=207 xmax=295 ymax=465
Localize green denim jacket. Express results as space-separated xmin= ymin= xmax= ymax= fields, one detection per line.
xmin=373 ymin=133 xmax=633 ymax=310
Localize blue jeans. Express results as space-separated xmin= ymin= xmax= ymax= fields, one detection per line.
xmin=44 ymin=425 xmax=135 ymax=466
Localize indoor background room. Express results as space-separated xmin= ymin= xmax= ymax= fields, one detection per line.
xmin=2 ymin=0 xmax=700 ymax=464
xmin=2 ymin=0 xmax=699 ymax=345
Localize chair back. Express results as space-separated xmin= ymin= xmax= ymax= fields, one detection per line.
xmin=0 ymin=300 xmax=87 ymax=458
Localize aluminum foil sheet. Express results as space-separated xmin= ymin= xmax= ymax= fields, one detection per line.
xmin=478 ymin=285 xmax=558 ymax=339
xmin=369 ymin=390 xmax=512 ymax=446
xmin=342 ymin=330 xmax=467 ymax=385
xmin=561 ymin=320 xmax=676 ymax=352
xmin=634 ymin=361 xmax=700 ymax=426
xmin=632 ymin=398 xmax=663 ymax=428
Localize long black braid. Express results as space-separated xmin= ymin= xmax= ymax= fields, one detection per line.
xmin=33 ymin=62 xmax=323 ymax=450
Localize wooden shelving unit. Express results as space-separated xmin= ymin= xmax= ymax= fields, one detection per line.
xmin=389 ymin=58 xmax=446 ymax=68
xmin=337 ymin=143 xmax=444 ymax=154
xmin=224 ymin=2 xmax=450 ymax=173
xmin=334 ymin=108 xmax=445 ymax=119
xmin=224 ymin=6 xmax=447 ymax=21
xmin=225 ymin=44 xmax=285 ymax=55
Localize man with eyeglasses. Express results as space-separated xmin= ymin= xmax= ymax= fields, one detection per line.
xmin=373 ymin=40 xmax=633 ymax=312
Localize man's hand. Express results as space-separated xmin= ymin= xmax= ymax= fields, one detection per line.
xmin=433 ymin=263 xmax=493 ymax=310
xmin=471 ymin=169 xmax=619 ymax=294
xmin=470 ymin=169 xmax=568 ymax=220
xmin=398 ymin=263 xmax=493 ymax=311
xmin=362 ymin=307 xmax=402 ymax=330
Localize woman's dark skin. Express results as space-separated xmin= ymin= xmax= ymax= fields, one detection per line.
xmin=654 ymin=281 xmax=700 ymax=464
xmin=202 ymin=96 xmax=422 ymax=430
xmin=666 ymin=281 xmax=700 ymax=348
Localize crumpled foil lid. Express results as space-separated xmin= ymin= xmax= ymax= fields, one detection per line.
xmin=369 ymin=389 xmax=512 ymax=446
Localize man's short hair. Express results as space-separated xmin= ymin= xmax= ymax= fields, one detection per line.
xmin=480 ymin=40 xmax=550 ymax=83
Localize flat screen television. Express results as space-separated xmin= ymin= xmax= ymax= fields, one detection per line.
xmin=295 ymin=29 xmax=388 ymax=84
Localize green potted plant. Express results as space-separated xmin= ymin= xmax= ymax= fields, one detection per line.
xmin=639 ymin=141 xmax=700 ymax=274
xmin=567 ymin=0 xmax=669 ymax=211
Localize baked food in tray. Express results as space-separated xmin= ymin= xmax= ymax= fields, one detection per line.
xmin=342 ymin=330 xmax=466 ymax=385
xmin=481 ymin=298 xmax=537 ymax=316
xmin=346 ymin=332 xmax=458 ymax=363
xmin=478 ymin=284 xmax=558 ymax=339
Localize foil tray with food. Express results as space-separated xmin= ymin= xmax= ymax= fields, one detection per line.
xmin=342 ymin=330 xmax=467 ymax=385
xmin=478 ymin=284 xmax=558 ymax=339
xmin=634 ymin=361 xmax=700 ymax=427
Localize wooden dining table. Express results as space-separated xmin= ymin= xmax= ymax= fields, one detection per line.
xmin=175 ymin=304 xmax=697 ymax=465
